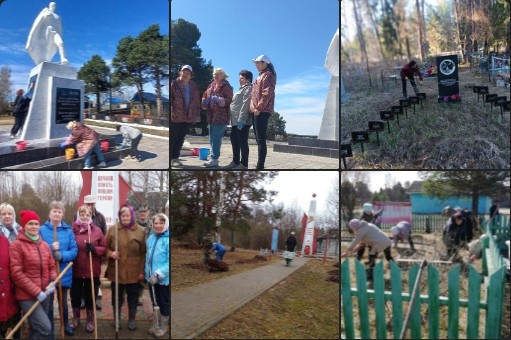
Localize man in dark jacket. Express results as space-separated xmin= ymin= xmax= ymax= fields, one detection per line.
xmin=10 ymin=81 xmax=35 ymax=138
xmin=443 ymin=211 xmax=467 ymax=257
xmin=285 ymin=232 xmax=297 ymax=252
xmin=400 ymin=60 xmax=423 ymax=99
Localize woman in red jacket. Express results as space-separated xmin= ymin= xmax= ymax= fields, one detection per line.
xmin=70 ymin=205 xmax=106 ymax=333
xmin=9 ymin=210 xmax=57 ymax=340
xmin=0 ymin=233 xmax=20 ymax=339
xmin=400 ymin=60 xmax=423 ymax=99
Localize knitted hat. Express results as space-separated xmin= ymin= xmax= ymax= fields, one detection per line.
xmin=20 ymin=210 xmax=41 ymax=227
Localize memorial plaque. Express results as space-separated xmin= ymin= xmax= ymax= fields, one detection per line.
xmin=391 ymin=106 xmax=403 ymax=115
xmin=504 ymin=101 xmax=510 ymax=112
xmin=418 ymin=93 xmax=427 ymax=99
xmin=380 ymin=110 xmax=394 ymax=120
xmin=485 ymin=94 xmax=497 ymax=103
xmin=409 ymin=96 xmax=420 ymax=104
xmin=368 ymin=120 xmax=384 ymax=131
xmin=351 ymin=131 xmax=369 ymax=143
xmin=341 ymin=143 xmax=353 ymax=157
xmin=399 ymin=99 xmax=410 ymax=107
xmin=473 ymin=86 xmax=480 ymax=93
xmin=479 ymin=86 xmax=489 ymax=94
xmin=495 ymin=96 xmax=507 ymax=106
xmin=437 ymin=55 xmax=459 ymax=97
xmin=55 ymin=87 xmax=81 ymax=124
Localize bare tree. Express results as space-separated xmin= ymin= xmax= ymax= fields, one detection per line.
xmin=352 ymin=0 xmax=373 ymax=86
xmin=0 ymin=66 xmax=12 ymax=115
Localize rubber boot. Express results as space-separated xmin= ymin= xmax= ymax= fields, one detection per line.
xmin=63 ymin=307 xmax=74 ymax=336
xmin=71 ymin=308 xmax=81 ymax=330
xmin=128 ymin=305 xmax=137 ymax=331
xmin=154 ymin=315 xmax=169 ymax=338
xmin=86 ymin=309 xmax=94 ymax=333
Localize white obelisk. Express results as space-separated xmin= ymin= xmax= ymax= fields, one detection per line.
xmin=318 ymin=28 xmax=339 ymax=141
xmin=301 ymin=193 xmax=317 ymax=256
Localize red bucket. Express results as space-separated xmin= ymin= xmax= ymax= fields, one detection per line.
xmin=192 ymin=148 xmax=199 ymax=156
xmin=15 ymin=141 xmax=27 ymax=151
xmin=100 ymin=140 xmax=109 ymax=153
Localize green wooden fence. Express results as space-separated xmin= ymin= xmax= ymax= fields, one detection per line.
xmin=341 ymin=214 xmax=509 ymax=340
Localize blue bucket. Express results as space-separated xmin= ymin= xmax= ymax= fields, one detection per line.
xmin=199 ymin=148 xmax=209 ymax=160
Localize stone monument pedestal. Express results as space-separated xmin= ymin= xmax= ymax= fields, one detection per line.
xmin=20 ymin=62 xmax=84 ymax=141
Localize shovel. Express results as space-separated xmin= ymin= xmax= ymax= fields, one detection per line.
xmin=150 ymin=279 xmax=162 ymax=333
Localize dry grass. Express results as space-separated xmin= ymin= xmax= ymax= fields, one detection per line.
xmin=198 ymin=259 xmax=339 ymax=339
xmin=171 ymin=247 xmax=281 ymax=292
xmin=341 ymin=66 xmax=510 ymax=168
xmin=341 ymin=232 xmax=510 ymax=339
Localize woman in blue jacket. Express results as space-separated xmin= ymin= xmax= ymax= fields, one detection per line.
xmin=145 ymin=213 xmax=169 ymax=338
xmin=39 ymin=201 xmax=78 ymax=337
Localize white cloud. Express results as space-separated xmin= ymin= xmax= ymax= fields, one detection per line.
xmin=274 ymin=68 xmax=332 ymax=135
xmin=0 ymin=43 xmax=26 ymax=56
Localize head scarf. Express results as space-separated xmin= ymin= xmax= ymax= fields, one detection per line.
xmin=119 ymin=204 xmax=136 ymax=229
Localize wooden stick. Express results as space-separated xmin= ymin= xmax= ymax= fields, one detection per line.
xmin=54 ymin=224 xmax=65 ymax=339
xmin=6 ymin=262 xmax=73 ymax=339
xmin=395 ymin=259 xmax=453 ymax=264
xmin=88 ymin=225 xmax=98 ymax=339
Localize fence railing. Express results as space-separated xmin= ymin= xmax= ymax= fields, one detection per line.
xmin=341 ymin=214 xmax=509 ymax=339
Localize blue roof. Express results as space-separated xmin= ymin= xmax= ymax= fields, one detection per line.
xmin=103 ymin=97 xmax=123 ymax=104
xmin=130 ymin=92 xmax=169 ymax=103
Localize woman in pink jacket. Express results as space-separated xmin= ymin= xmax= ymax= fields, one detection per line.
xmin=58 ymin=121 xmax=107 ymax=169
xmin=250 ymin=55 xmax=276 ymax=170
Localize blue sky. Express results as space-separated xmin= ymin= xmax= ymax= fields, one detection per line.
xmin=171 ymin=0 xmax=339 ymax=136
xmin=0 ymin=0 xmax=169 ymax=101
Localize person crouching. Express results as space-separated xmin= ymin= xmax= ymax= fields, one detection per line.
xmin=341 ymin=219 xmax=394 ymax=281
xmin=59 ymin=121 xmax=107 ymax=169
xmin=390 ymin=221 xmax=416 ymax=252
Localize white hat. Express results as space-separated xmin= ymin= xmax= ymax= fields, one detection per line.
xmin=252 ymin=55 xmax=271 ymax=64
xmin=391 ymin=226 xmax=400 ymax=236
xmin=84 ymin=195 xmax=96 ymax=204
xmin=363 ymin=203 xmax=373 ymax=212
xmin=66 ymin=121 xmax=77 ymax=130
xmin=290 ymin=231 xmax=295 ymax=235
xmin=181 ymin=65 xmax=193 ymax=73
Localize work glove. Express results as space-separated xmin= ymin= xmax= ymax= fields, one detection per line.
xmin=149 ymin=274 xmax=159 ymax=285
xmin=203 ymin=97 xmax=211 ymax=106
xmin=237 ymin=122 xmax=245 ymax=130
xmin=86 ymin=242 xmax=96 ymax=253
xmin=404 ymin=77 xmax=409 ymax=80
xmin=45 ymin=285 xmax=56 ymax=296
xmin=37 ymin=292 xmax=48 ymax=303
xmin=211 ymin=95 xmax=219 ymax=103
xmin=53 ymin=251 xmax=62 ymax=261
xmin=58 ymin=142 xmax=67 ymax=149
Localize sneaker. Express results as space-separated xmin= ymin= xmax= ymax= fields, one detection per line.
xmin=83 ymin=166 xmax=93 ymax=170
xmin=223 ymin=161 xmax=237 ymax=169
xmin=204 ymin=159 xmax=219 ymax=167
xmin=233 ymin=164 xmax=247 ymax=170
xmin=97 ymin=161 xmax=107 ymax=168
xmin=171 ymin=159 xmax=183 ymax=166
xmin=9 ymin=134 xmax=15 ymax=139
xmin=124 ymin=155 xmax=133 ymax=160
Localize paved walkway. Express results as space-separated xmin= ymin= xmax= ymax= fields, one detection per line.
xmin=0 ymin=124 xmax=169 ymax=169
xmin=170 ymin=256 xmax=310 ymax=339
xmin=172 ymin=137 xmax=338 ymax=170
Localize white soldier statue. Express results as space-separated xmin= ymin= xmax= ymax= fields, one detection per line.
xmin=26 ymin=2 xmax=68 ymax=65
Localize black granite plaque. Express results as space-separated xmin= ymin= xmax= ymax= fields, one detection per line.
xmin=409 ymin=96 xmax=420 ymax=104
xmin=504 ymin=101 xmax=510 ymax=111
xmin=473 ymin=86 xmax=480 ymax=93
xmin=380 ymin=110 xmax=394 ymax=120
xmin=485 ymin=94 xmax=498 ymax=103
xmin=495 ymin=96 xmax=507 ymax=106
xmin=400 ymin=99 xmax=410 ymax=107
xmin=391 ymin=106 xmax=403 ymax=115
xmin=351 ymin=131 xmax=369 ymax=143
xmin=418 ymin=93 xmax=427 ymax=99
xmin=55 ymin=88 xmax=81 ymax=124
xmin=479 ymin=87 xmax=488 ymax=94
xmin=341 ymin=143 xmax=353 ymax=157
xmin=368 ymin=120 xmax=384 ymax=131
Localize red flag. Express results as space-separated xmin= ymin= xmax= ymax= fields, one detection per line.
xmin=78 ymin=171 xmax=93 ymax=207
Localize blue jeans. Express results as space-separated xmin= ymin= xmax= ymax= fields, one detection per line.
xmin=209 ymin=124 xmax=226 ymax=160
xmin=215 ymin=250 xmax=225 ymax=261
xmin=83 ymin=142 xmax=105 ymax=167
